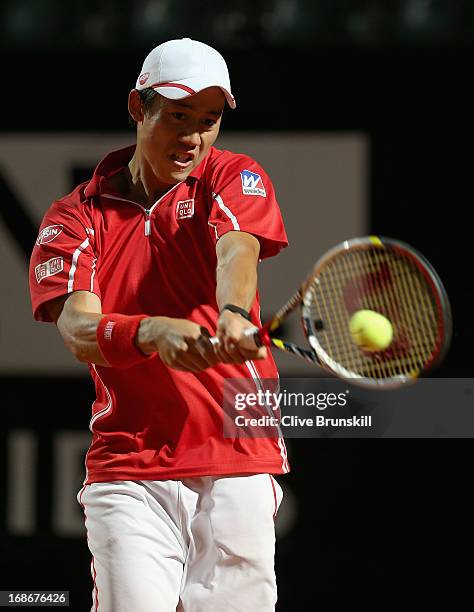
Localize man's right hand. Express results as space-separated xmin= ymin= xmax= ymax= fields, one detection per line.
xmin=137 ymin=317 xmax=219 ymax=372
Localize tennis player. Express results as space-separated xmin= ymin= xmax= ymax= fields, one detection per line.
xmin=29 ymin=38 xmax=289 ymax=611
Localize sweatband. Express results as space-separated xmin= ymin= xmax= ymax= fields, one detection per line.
xmin=96 ymin=313 xmax=157 ymax=368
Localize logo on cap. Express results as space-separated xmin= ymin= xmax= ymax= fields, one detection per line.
xmin=139 ymin=72 xmax=150 ymax=85
xmin=240 ymin=170 xmax=266 ymax=197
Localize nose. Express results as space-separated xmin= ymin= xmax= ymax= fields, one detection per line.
xmin=179 ymin=129 xmax=201 ymax=148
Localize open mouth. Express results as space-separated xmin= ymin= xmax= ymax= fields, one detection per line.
xmin=171 ymin=153 xmax=194 ymax=168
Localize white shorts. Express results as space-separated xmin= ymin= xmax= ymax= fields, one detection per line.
xmin=78 ymin=474 xmax=284 ymax=612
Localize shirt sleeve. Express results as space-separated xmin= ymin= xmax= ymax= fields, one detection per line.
xmin=29 ymin=199 xmax=100 ymax=322
xmin=207 ymin=153 xmax=288 ymax=259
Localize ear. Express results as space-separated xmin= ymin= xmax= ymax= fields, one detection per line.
xmin=128 ymin=89 xmax=144 ymax=123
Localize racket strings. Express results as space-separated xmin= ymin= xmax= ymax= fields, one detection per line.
xmin=367 ymin=249 xmax=440 ymax=374
xmin=347 ymin=250 xmax=389 ymax=378
xmin=374 ymin=249 xmax=438 ymax=371
xmin=305 ymin=246 xmax=442 ymax=380
xmin=360 ymin=249 xmax=414 ymax=376
xmin=319 ymin=255 xmax=355 ymax=371
xmin=366 ymin=249 xmax=420 ymax=375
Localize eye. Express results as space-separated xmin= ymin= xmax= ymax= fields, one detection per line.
xmin=171 ymin=112 xmax=186 ymax=120
xmin=203 ymin=118 xmax=217 ymax=127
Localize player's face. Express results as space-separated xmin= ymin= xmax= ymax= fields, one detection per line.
xmin=138 ymin=87 xmax=225 ymax=187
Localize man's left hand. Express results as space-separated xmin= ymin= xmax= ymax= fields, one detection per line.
xmin=215 ymin=310 xmax=267 ymax=364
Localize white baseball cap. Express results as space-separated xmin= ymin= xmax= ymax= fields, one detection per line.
xmin=135 ymin=38 xmax=236 ymax=109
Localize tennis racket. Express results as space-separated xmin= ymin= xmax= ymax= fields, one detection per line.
xmin=213 ymin=236 xmax=452 ymax=389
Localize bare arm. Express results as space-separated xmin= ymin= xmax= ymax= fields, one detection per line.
xmin=46 ymin=291 xmax=219 ymax=372
xmin=47 ymin=291 xmax=107 ymax=365
xmin=216 ymin=231 xmax=260 ymax=312
xmin=215 ymin=231 xmax=267 ymax=362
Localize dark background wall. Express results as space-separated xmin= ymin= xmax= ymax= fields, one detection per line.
xmin=1 ymin=2 xmax=473 ymax=609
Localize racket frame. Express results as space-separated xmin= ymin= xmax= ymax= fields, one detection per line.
xmin=295 ymin=236 xmax=452 ymax=388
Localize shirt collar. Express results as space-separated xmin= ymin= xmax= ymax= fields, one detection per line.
xmin=84 ymin=144 xmax=209 ymax=199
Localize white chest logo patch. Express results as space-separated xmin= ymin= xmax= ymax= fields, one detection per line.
xmin=36 ymin=224 xmax=64 ymax=245
xmin=176 ymin=199 xmax=195 ymax=220
xmin=240 ymin=170 xmax=266 ymax=197
xmin=35 ymin=257 xmax=64 ymax=283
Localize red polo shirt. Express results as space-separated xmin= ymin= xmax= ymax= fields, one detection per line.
xmin=29 ymin=145 xmax=290 ymax=483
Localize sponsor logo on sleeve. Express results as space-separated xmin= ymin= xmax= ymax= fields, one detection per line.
xmin=35 ymin=257 xmax=64 ymax=284
xmin=240 ymin=170 xmax=266 ymax=197
xmin=176 ymin=199 xmax=195 ymax=220
xmin=36 ymin=224 xmax=64 ymax=246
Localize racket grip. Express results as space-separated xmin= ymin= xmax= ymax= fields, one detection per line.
xmin=208 ymin=326 xmax=266 ymax=348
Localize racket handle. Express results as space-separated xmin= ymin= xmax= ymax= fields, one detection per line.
xmin=204 ymin=327 xmax=318 ymax=364
xmin=208 ymin=325 xmax=267 ymax=349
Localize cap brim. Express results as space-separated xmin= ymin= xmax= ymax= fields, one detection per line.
xmin=150 ymin=78 xmax=236 ymax=109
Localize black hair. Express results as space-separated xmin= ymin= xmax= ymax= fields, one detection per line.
xmin=128 ymin=87 xmax=160 ymax=128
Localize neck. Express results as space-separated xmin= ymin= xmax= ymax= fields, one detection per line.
xmin=124 ymin=151 xmax=171 ymax=206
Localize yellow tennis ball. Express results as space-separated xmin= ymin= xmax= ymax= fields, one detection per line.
xmin=349 ymin=309 xmax=393 ymax=352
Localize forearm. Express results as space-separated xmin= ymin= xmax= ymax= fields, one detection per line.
xmin=216 ymin=254 xmax=257 ymax=311
xmin=54 ymin=292 xmax=160 ymax=365
xmin=59 ymin=311 xmax=173 ymax=365
xmin=214 ymin=234 xmax=267 ymax=361
xmin=57 ymin=310 xmax=108 ymax=365
xmin=50 ymin=291 xmax=213 ymax=371
xmin=215 ymin=232 xmax=261 ymax=312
